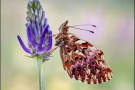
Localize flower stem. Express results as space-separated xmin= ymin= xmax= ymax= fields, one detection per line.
xmin=37 ymin=57 xmax=45 ymax=90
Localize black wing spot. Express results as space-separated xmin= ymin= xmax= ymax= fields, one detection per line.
xmin=80 ymin=57 xmax=82 ymax=60
xmin=75 ymin=57 xmax=79 ymax=60
xmin=91 ymin=61 xmax=95 ymax=65
xmin=82 ymin=48 xmax=87 ymax=54
xmin=66 ymin=47 xmax=71 ymax=53
xmin=71 ymin=44 xmax=77 ymax=51
xmin=93 ymin=56 xmax=97 ymax=60
xmin=88 ymin=65 xmax=91 ymax=69
xmin=102 ymin=60 xmax=105 ymax=63
xmin=77 ymin=67 xmax=81 ymax=71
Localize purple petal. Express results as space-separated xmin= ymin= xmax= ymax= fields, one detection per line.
xmin=37 ymin=25 xmax=49 ymax=52
xmin=26 ymin=24 xmax=36 ymax=48
xmin=44 ymin=55 xmax=50 ymax=60
xmin=17 ymin=35 xmax=32 ymax=54
xmin=44 ymin=30 xmax=52 ymax=52
xmin=26 ymin=17 xmax=31 ymax=25
xmin=35 ymin=20 xmax=41 ymax=37
xmin=41 ymin=25 xmax=46 ymax=35
xmin=41 ymin=11 xmax=46 ymax=26
xmin=32 ymin=20 xmax=38 ymax=40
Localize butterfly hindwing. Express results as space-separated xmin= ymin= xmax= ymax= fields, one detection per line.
xmin=59 ymin=33 xmax=112 ymax=84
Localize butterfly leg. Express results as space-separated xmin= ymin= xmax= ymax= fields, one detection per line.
xmin=52 ymin=32 xmax=61 ymax=37
xmin=52 ymin=34 xmax=57 ymax=37
xmin=49 ymin=46 xmax=58 ymax=54
xmin=45 ymin=33 xmax=58 ymax=37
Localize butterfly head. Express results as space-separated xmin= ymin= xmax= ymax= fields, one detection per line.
xmin=58 ymin=20 xmax=69 ymax=33
xmin=55 ymin=20 xmax=69 ymax=46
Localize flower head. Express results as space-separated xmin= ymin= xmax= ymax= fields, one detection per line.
xmin=17 ymin=0 xmax=52 ymax=60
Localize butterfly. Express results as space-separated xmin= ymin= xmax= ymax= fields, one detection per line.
xmin=51 ymin=20 xmax=112 ymax=84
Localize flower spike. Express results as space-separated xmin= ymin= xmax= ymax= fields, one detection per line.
xmin=17 ymin=0 xmax=52 ymax=60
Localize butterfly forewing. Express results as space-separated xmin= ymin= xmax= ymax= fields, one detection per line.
xmin=55 ymin=20 xmax=112 ymax=84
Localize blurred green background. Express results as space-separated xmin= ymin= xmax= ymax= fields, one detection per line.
xmin=1 ymin=0 xmax=134 ymax=90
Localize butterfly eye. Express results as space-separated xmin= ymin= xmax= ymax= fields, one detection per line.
xmin=55 ymin=39 xmax=62 ymax=46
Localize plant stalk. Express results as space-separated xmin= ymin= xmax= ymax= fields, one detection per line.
xmin=37 ymin=57 xmax=45 ymax=90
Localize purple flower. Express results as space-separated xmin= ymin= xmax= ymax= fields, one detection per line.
xmin=17 ymin=0 xmax=52 ymax=60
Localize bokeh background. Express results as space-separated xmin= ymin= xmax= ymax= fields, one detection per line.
xmin=1 ymin=0 xmax=134 ymax=90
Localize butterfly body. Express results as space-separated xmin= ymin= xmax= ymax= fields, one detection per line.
xmin=54 ymin=20 xmax=112 ymax=84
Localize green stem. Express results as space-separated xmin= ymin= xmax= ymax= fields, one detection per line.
xmin=37 ymin=57 xmax=45 ymax=90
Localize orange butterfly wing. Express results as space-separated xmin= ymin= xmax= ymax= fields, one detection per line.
xmin=59 ymin=34 xmax=112 ymax=84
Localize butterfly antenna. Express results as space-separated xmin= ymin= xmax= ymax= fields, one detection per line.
xmin=71 ymin=24 xmax=96 ymax=28
xmin=68 ymin=26 xmax=94 ymax=33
